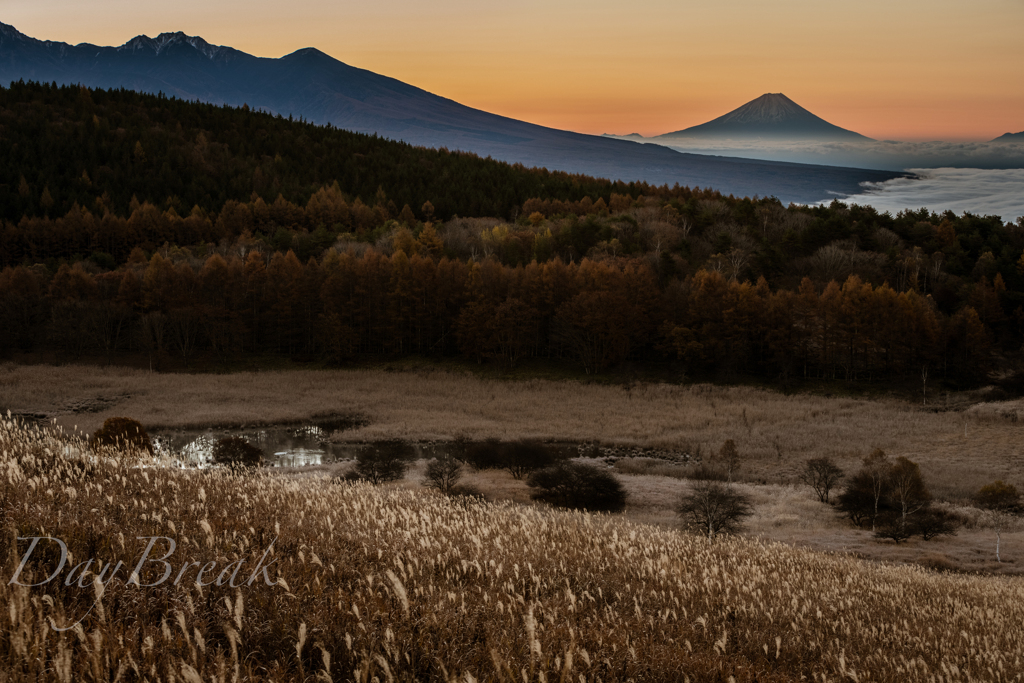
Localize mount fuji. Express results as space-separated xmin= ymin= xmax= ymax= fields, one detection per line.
xmin=657 ymin=93 xmax=869 ymax=142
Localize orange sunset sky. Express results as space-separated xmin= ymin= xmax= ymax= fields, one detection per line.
xmin=4 ymin=0 xmax=1023 ymax=141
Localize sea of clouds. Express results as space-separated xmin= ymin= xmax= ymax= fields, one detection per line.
xmin=647 ymin=138 xmax=1024 ymax=172
xmin=616 ymin=136 xmax=1024 ymax=222
xmin=830 ymin=168 xmax=1024 ymax=223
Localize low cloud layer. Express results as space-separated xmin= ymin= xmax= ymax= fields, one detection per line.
xmin=830 ymin=168 xmax=1024 ymax=223
xmin=629 ymin=137 xmax=1024 ymax=172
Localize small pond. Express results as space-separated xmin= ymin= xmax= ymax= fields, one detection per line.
xmin=152 ymin=417 xmax=364 ymax=468
xmin=152 ymin=416 xmax=688 ymax=469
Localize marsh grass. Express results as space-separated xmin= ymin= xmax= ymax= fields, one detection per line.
xmin=4 ymin=416 xmax=1024 ymax=681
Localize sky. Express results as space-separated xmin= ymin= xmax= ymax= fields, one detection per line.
xmin=3 ymin=0 xmax=1023 ymax=141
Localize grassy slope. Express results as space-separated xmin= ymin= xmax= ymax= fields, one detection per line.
xmin=3 ymin=416 xmax=1024 ymax=682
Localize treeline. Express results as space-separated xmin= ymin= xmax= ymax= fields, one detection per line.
xmin=1 ymin=80 xmax=1023 ymax=387
xmin=0 ymin=247 xmax=1003 ymax=385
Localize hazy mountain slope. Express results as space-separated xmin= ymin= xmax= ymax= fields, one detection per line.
xmin=659 ymin=93 xmax=869 ymax=141
xmin=0 ymin=24 xmax=902 ymax=203
xmin=992 ymin=131 xmax=1024 ymax=142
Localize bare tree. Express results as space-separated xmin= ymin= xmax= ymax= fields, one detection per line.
xmin=862 ymin=448 xmax=890 ymax=531
xmin=423 ymin=454 xmax=463 ymax=495
xmin=799 ymin=457 xmax=844 ymax=503
xmin=888 ymin=456 xmax=931 ymax=533
xmin=138 ymin=311 xmax=167 ymax=371
xmin=975 ymin=481 xmax=1022 ymax=562
xmin=811 ymin=244 xmax=848 ymax=283
xmin=168 ymin=307 xmax=203 ymax=368
xmin=677 ymin=481 xmax=753 ymax=539
xmin=718 ymin=440 xmax=741 ymax=482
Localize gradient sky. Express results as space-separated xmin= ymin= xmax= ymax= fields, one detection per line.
xmin=4 ymin=0 xmax=1023 ymax=141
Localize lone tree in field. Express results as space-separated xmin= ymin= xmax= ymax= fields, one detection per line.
xmin=799 ymin=457 xmax=844 ymax=503
xmin=211 ymin=436 xmax=263 ymax=468
xmin=423 ymin=453 xmax=464 ymax=496
xmin=91 ymin=417 xmax=153 ymax=454
xmin=527 ymin=462 xmax=627 ymax=513
xmin=677 ymin=481 xmax=753 ymax=539
xmin=975 ymin=481 xmax=1022 ymax=562
xmin=353 ymin=441 xmax=414 ymax=485
xmin=719 ymin=439 xmax=742 ymax=482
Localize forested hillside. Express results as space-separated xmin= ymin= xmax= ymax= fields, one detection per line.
xmin=1 ymin=81 xmax=1022 ymax=389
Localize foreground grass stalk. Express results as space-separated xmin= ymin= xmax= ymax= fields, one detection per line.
xmin=1 ymin=415 xmax=1023 ymax=681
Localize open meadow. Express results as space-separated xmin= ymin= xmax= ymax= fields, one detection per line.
xmin=3 ymin=414 xmax=1024 ymax=682
xmin=3 ymin=362 xmax=1021 ymax=498
xmin=3 ymin=362 xmax=1022 ymax=575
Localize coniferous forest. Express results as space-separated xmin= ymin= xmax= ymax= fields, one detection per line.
xmin=1 ymin=81 xmax=1023 ymax=389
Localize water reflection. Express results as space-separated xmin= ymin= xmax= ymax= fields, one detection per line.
xmin=153 ymin=418 xmax=361 ymax=468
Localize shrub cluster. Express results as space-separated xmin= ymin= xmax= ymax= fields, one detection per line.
xmin=211 ymin=436 xmax=264 ymax=468
xmin=462 ymin=440 xmax=563 ymax=479
xmin=837 ymin=449 xmax=961 ymax=542
xmin=90 ymin=416 xmax=152 ymax=454
xmin=527 ymin=461 xmax=627 ymax=513
xmin=348 ymin=440 xmax=415 ymax=484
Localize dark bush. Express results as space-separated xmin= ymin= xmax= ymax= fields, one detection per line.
xmin=211 ymin=436 xmax=264 ymax=468
xmin=463 ymin=439 xmax=506 ymax=470
xmin=352 ymin=441 xmax=415 ymax=485
xmin=873 ymin=514 xmax=914 ymax=543
xmin=911 ymin=508 xmax=963 ymax=541
xmin=503 ymin=441 xmax=560 ymax=479
xmin=527 ymin=462 xmax=627 ymax=513
xmin=463 ymin=439 xmax=561 ymax=478
xmin=90 ymin=417 xmax=153 ymax=454
xmin=836 ymin=471 xmax=886 ymax=527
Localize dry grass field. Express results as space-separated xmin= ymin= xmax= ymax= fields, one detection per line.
xmin=3 ymin=362 xmax=1021 ymax=500
xmin=3 ymin=415 xmax=1024 ymax=682
xmin=281 ymin=459 xmax=1024 ymax=576
xmin=4 ymin=362 xmax=1022 ymax=575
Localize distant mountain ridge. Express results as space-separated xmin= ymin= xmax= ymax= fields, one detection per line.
xmin=658 ymin=93 xmax=870 ymax=141
xmin=992 ymin=131 xmax=1024 ymax=142
xmin=0 ymin=23 xmax=903 ymax=203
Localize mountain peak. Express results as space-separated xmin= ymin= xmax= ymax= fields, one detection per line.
xmin=659 ymin=93 xmax=869 ymax=141
xmin=117 ymin=31 xmax=228 ymax=60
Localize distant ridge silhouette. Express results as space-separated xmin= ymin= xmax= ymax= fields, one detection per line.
xmin=0 ymin=24 xmax=903 ymax=203
xmin=659 ymin=93 xmax=869 ymax=141
xmin=992 ymin=131 xmax=1024 ymax=142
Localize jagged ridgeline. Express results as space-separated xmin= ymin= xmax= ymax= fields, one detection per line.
xmin=0 ymin=80 xmax=665 ymax=242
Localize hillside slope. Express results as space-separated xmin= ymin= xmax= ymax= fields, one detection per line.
xmin=0 ymin=24 xmax=901 ymax=203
